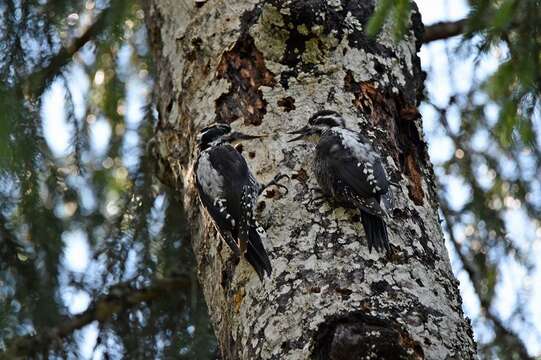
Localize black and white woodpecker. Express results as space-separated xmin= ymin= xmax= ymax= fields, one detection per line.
xmin=289 ymin=110 xmax=391 ymax=253
xmin=195 ymin=123 xmax=287 ymax=280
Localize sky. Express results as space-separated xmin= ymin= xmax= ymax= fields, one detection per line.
xmin=416 ymin=0 xmax=541 ymax=354
xmin=39 ymin=1 xmax=541 ymax=358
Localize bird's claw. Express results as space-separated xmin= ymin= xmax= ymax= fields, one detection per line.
xmin=304 ymin=187 xmax=326 ymax=207
xmin=307 ymin=196 xmax=326 ymax=208
xmin=309 ymin=187 xmax=324 ymax=196
xmin=260 ymin=173 xmax=290 ymax=195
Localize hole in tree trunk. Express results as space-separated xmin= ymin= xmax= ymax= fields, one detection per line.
xmin=312 ymin=312 xmax=424 ymax=360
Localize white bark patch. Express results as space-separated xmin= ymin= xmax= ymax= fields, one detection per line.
xmin=339 ymin=38 xmax=406 ymax=88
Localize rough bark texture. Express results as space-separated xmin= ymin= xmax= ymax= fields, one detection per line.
xmin=144 ymin=1 xmax=477 ymax=359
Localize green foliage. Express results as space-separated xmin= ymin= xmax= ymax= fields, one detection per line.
xmin=366 ymin=0 xmax=412 ymax=40
xmin=466 ymin=0 xmax=541 ymax=151
xmin=0 ymin=0 xmax=215 ymax=358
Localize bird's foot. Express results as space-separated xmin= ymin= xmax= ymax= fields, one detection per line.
xmin=307 ymin=196 xmax=326 ymax=208
xmin=305 ymin=187 xmax=327 ymax=207
xmin=260 ymin=173 xmax=289 ymax=195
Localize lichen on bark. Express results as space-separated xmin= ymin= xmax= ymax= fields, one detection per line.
xmin=145 ymin=0 xmax=477 ymax=359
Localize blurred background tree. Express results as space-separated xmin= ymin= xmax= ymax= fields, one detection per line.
xmin=0 ymin=0 xmax=539 ymax=359
xmin=0 ymin=1 xmax=215 ymax=358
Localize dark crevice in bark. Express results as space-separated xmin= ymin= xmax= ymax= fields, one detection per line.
xmin=221 ymin=256 xmax=237 ymax=291
xmin=411 ymin=215 xmax=438 ymax=267
xmin=402 ymin=151 xmax=425 ymax=205
xmin=194 ymin=0 xmax=207 ymax=9
xmin=390 ymin=208 xmax=438 ymax=267
xmin=407 ymin=2 xmax=426 ymax=106
xmin=312 ymin=312 xmax=424 ymax=360
xmin=396 ymin=106 xmax=427 ymax=207
xmin=279 ymin=69 xmax=296 ymax=89
xmin=215 ymin=35 xmax=276 ymax=126
xmin=277 ymin=96 xmax=296 ymax=112
xmin=344 ymin=71 xmax=429 ymax=207
xmin=282 ymin=22 xmax=311 ymax=69
xmin=370 ymin=279 xmax=391 ymax=295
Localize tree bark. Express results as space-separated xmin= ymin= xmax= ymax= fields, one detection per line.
xmin=144 ymin=1 xmax=477 ymax=359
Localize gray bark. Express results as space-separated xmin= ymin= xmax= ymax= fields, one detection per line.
xmin=144 ymin=0 xmax=477 ymax=359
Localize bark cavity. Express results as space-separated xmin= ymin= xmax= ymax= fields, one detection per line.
xmin=313 ymin=313 xmax=424 ymax=360
xmin=397 ymin=107 xmax=425 ymax=206
xmin=215 ymin=35 xmax=275 ymax=125
xmin=277 ymin=96 xmax=296 ymax=112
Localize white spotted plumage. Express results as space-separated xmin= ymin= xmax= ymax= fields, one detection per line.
xmin=297 ymin=110 xmax=391 ymax=252
xmin=194 ymin=126 xmax=273 ymax=279
xmin=332 ymin=127 xmax=378 ymax=163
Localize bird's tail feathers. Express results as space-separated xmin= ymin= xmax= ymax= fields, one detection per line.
xmin=244 ymin=227 xmax=272 ymax=280
xmin=239 ymin=186 xmax=272 ymax=280
xmin=360 ymin=210 xmax=389 ymax=253
xmin=221 ymin=231 xmax=241 ymax=257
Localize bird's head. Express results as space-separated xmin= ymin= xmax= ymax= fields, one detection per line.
xmin=197 ymin=123 xmax=263 ymax=151
xmin=288 ymin=110 xmax=345 ymax=143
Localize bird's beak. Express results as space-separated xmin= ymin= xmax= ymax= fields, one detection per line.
xmin=287 ymin=126 xmax=315 ymax=142
xmin=225 ymin=131 xmax=266 ymax=142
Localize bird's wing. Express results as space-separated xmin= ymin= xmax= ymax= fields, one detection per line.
xmin=195 ymin=177 xmax=240 ymax=256
xmin=197 ymin=145 xmax=272 ymax=277
xmin=319 ymin=134 xmax=388 ymax=216
xmin=326 ymin=132 xmax=389 ymax=195
xmin=195 ymin=145 xmax=251 ymax=254
xmin=207 ymin=145 xmax=256 ymax=222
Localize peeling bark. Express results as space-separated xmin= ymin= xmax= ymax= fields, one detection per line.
xmin=144 ymin=1 xmax=477 ymax=359
xmin=216 ymin=35 xmax=276 ymax=125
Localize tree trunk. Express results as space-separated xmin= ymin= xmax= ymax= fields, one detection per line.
xmin=144 ymin=1 xmax=477 ymax=359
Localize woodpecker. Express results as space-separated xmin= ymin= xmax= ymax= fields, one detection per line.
xmin=195 ymin=123 xmax=287 ymax=279
xmin=289 ymin=110 xmax=390 ymax=253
